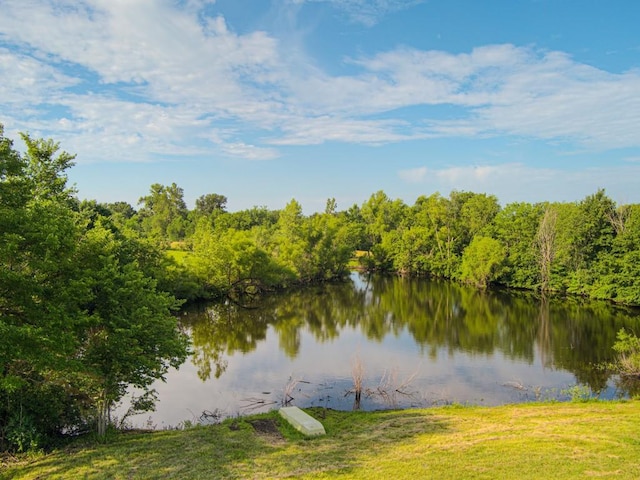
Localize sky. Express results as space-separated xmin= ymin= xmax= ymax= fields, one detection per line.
xmin=1 ymin=0 xmax=640 ymax=213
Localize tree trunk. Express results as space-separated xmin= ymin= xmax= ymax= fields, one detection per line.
xmin=536 ymin=207 xmax=557 ymax=292
xmin=96 ymin=390 xmax=111 ymax=437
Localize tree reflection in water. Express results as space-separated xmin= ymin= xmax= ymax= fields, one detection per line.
xmin=179 ymin=272 xmax=640 ymax=414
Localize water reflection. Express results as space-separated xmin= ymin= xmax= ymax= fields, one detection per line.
xmin=144 ymin=273 xmax=640 ymax=427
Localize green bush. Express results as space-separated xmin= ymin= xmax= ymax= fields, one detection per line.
xmin=613 ymin=329 xmax=640 ymax=377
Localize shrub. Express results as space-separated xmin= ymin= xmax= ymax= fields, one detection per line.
xmin=613 ymin=329 xmax=640 ymax=377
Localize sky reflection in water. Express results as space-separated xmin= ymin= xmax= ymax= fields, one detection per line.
xmin=124 ymin=273 xmax=640 ymax=428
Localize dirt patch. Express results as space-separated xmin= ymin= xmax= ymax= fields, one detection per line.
xmin=248 ymin=418 xmax=285 ymax=444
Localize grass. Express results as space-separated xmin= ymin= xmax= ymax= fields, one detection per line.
xmin=3 ymin=401 xmax=640 ymax=479
xmin=165 ymin=249 xmax=192 ymax=263
xmin=347 ymin=250 xmax=371 ymax=270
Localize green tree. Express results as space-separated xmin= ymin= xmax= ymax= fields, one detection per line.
xmin=214 ymin=206 xmax=279 ymax=231
xmin=412 ymin=193 xmax=452 ymax=276
xmin=360 ymin=191 xmax=408 ymax=271
xmin=383 ymin=226 xmax=432 ymax=275
xmin=574 ymin=190 xmax=616 ymax=266
xmin=361 ymin=191 xmax=406 ymax=248
xmin=74 ymin=224 xmax=188 ymax=436
xmin=589 ymin=204 xmax=640 ymax=305
xmin=272 ymin=199 xmax=311 ymax=279
xmin=0 ymin=127 xmax=189 ymax=448
xmin=191 ymin=219 xmax=292 ymax=295
xmin=305 ymin=212 xmax=354 ymax=280
xmin=460 ymin=236 xmax=506 ymax=288
xmin=325 ymin=197 xmax=338 ymax=215
xmin=460 ymin=192 xmax=501 ymax=241
xmin=1 ymin=127 xmax=84 ymax=450
xmin=195 ymin=193 xmax=227 ymax=216
xmin=21 ymin=132 xmax=76 ymax=203
xmin=612 ymin=329 xmax=640 ymax=377
xmin=490 ymin=202 xmax=543 ymax=289
xmin=138 ymin=183 xmax=188 ymax=242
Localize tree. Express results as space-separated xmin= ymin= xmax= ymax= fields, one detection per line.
xmin=589 ymin=203 xmax=640 ymax=305
xmin=21 ymin=132 xmax=76 ymax=202
xmin=490 ymin=202 xmax=543 ymax=289
xmin=536 ymin=206 xmax=558 ymax=292
xmin=305 ymin=212 xmax=354 ymax=280
xmin=273 ymin=199 xmax=311 ymax=279
xmin=459 ymin=236 xmax=506 ymax=288
xmin=574 ymin=189 xmax=616 ymax=266
xmin=0 ymin=126 xmax=189 ymax=448
xmin=215 ymin=206 xmax=279 ymax=231
xmin=543 ymin=192 xmax=616 ymax=295
xmin=195 ymin=193 xmax=227 ymax=216
xmin=1 ymin=127 xmax=84 ymax=450
xmin=74 ymin=225 xmax=188 ymax=436
xmin=325 ymin=197 xmax=337 ymax=215
xmin=412 ymin=193 xmax=451 ymax=277
xmin=360 ymin=191 xmax=408 ymax=271
xmin=138 ymin=183 xmax=188 ymax=242
xmin=460 ymin=192 xmax=500 ymax=240
xmin=384 ymin=225 xmax=432 ymax=276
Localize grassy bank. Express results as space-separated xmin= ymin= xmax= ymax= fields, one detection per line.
xmin=3 ymin=401 xmax=639 ymax=479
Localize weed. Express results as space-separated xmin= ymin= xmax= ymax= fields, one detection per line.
xmin=562 ymin=384 xmax=593 ymax=402
xmin=350 ymin=354 xmax=365 ymax=409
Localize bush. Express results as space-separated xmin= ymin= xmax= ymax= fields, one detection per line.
xmin=0 ymin=379 xmax=86 ymax=452
xmin=5 ymin=411 xmax=43 ymax=453
xmin=613 ymin=329 xmax=640 ymax=377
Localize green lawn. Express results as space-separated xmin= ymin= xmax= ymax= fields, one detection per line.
xmin=165 ymin=249 xmax=192 ymax=263
xmin=3 ymin=401 xmax=640 ymax=479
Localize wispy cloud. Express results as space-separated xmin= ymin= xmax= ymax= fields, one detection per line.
xmin=1 ymin=0 xmax=639 ymax=165
xmin=218 ymin=142 xmax=280 ymax=161
xmin=0 ymin=0 xmax=282 ymax=160
xmin=398 ymin=166 xmax=428 ymax=183
xmin=300 ymin=0 xmax=426 ymax=26
xmin=269 ymin=116 xmax=418 ymax=145
xmin=347 ymin=45 xmax=640 ymax=149
xmin=397 ymin=163 xmax=640 ymax=205
xmin=0 ymin=48 xmax=79 ymax=105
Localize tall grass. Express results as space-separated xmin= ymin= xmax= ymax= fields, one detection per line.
xmin=350 ymin=354 xmax=365 ymax=409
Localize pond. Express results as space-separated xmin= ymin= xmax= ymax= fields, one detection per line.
xmin=121 ymin=273 xmax=640 ymax=429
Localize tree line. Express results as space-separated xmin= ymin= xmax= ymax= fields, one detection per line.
xmin=2 ymin=126 xmax=639 ymax=451
xmin=112 ymin=178 xmax=640 ymax=307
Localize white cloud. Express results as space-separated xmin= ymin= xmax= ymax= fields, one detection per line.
xmin=270 ymin=116 xmax=418 ymax=145
xmin=33 ymin=95 xmax=216 ymax=162
xmin=0 ymin=48 xmax=79 ymax=105
xmin=266 ymin=43 xmax=640 ymax=148
xmin=350 ymin=45 xmax=640 ymax=149
xmin=1 ymin=1 xmax=639 ymax=164
xmin=0 ymin=0 xmax=283 ymax=160
xmin=397 ymin=162 xmax=640 ymax=205
xmin=218 ymin=142 xmax=280 ymax=161
xmin=398 ymin=166 xmax=427 ymax=183
xmin=302 ymin=0 xmax=426 ymax=26
xmin=433 ymin=164 xmax=534 ymax=184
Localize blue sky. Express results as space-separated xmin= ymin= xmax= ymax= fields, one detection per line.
xmin=1 ymin=0 xmax=639 ymax=213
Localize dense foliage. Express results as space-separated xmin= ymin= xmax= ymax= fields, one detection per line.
xmin=0 ymin=127 xmax=188 ymax=450
xmin=131 ymin=182 xmax=640 ymax=306
xmin=2 ymin=125 xmax=640 ymax=451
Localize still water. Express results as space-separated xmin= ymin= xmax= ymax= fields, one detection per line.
xmin=125 ymin=273 xmax=640 ymax=428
